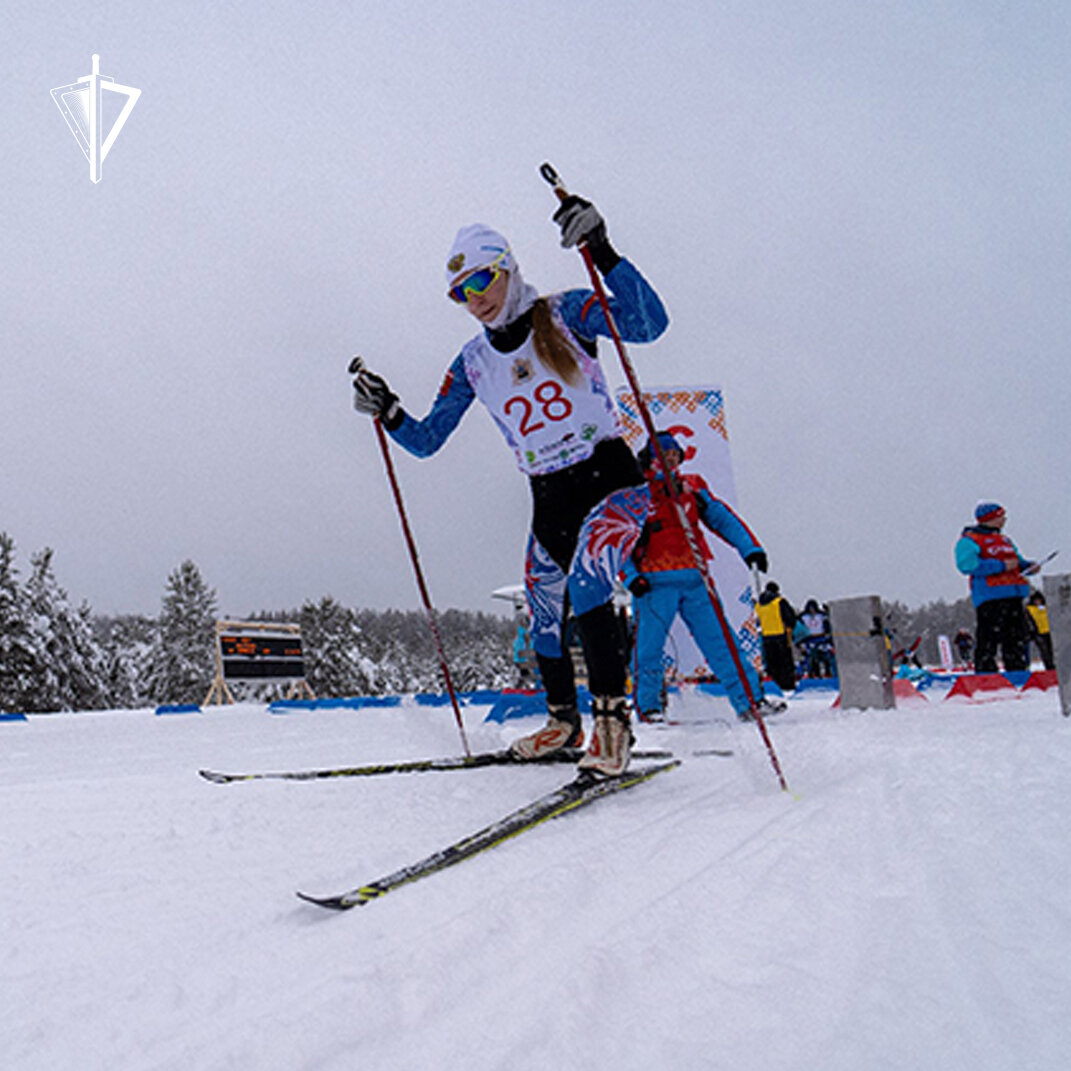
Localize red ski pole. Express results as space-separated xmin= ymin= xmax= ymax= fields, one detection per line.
xmin=352 ymin=364 xmax=471 ymax=756
xmin=540 ymin=163 xmax=788 ymax=791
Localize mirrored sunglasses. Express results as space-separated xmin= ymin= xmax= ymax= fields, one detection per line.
xmin=447 ymin=254 xmax=508 ymax=304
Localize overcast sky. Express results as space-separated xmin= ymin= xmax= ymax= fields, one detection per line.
xmin=2 ymin=1 xmax=1068 ymax=620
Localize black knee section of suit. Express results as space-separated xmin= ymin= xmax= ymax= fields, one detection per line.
xmin=535 ymin=652 xmax=578 ymax=710
xmin=575 ymin=602 xmax=629 ymax=698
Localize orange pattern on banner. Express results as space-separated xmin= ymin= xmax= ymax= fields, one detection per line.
xmin=616 ymin=389 xmax=729 ymax=445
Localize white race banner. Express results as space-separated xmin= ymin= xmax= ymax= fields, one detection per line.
xmin=938 ymin=634 xmax=954 ymax=673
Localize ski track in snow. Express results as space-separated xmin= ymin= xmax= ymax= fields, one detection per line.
xmin=2 ymin=690 xmax=1071 ymax=1070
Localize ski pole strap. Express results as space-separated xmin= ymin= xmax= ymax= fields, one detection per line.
xmin=540 ymin=162 xmax=567 ymax=196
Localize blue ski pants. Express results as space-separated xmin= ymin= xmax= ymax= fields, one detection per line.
xmin=633 ymin=569 xmax=760 ymax=717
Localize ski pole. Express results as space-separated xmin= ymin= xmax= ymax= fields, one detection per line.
xmin=372 ymin=415 xmax=471 ymax=756
xmin=750 ymin=563 xmax=763 ymax=606
xmin=540 ymin=163 xmax=788 ymax=791
xmin=351 ymin=359 xmax=471 ymax=757
xmin=1029 ymin=550 xmax=1059 ymax=574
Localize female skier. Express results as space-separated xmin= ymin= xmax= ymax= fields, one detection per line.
xmin=350 ymin=193 xmax=668 ymax=776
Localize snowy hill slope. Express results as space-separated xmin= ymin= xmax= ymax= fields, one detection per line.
xmin=3 ymin=689 xmax=1070 ymax=1071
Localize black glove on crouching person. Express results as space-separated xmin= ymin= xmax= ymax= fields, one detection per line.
xmin=552 ymin=195 xmax=621 ymax=275
xmin=744 ymin=550 xmax=769 ymax=574
xmin=350 ymin=356 xmax=403 ymax=430
xmin=628 ymin=575 xmax=652 ymax=598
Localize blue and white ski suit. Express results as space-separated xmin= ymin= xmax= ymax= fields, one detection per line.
xmin=388 ymin=259 xmax=668 ymax=705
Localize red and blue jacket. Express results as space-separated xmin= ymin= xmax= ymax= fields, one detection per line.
xmin=954 ymin=525 xmax=1030 ymax=606
xmin=624 ymin=470 xmax=761 ymax=583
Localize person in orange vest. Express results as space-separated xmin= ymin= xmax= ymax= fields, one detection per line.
xmin=954 ymin=501 xmax=1039 ymax=673
xmin=1024 ymin=590 xmax=1055 ymax=671
xmin=623 ymin=431 xmax=785 ymax=723
xmin=756 ymin=581 xmax=797 ymax=692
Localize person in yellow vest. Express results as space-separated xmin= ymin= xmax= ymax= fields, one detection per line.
xmin=756 ymin=581 xmax=797 ymax=692
xmin=1025 ymin=590 xmax=1055 ymax=670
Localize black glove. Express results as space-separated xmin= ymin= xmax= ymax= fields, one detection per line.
xmin=552 ymin=195 xmax=620 ymax=274
xmin=745 ymin=550 xmax=768 ymax=573
xmin=628 ymin=575 xmax=652 ymax=597
xmin=350 ymin=356 xmax=402 ymax=428
xmin=553 ymin=195 xmax=606 ymax=247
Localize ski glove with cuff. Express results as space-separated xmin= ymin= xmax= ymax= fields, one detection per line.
xmin=745 ymin=550 xmax=769 ymax=573
xmin=350 ymin=356 xmax=402 ymax=429
xmin=552 ymin=195 xmax=620 ymax=274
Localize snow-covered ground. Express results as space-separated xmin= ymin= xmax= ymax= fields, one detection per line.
xmin=3 ymin=683 xmax=1070 ymax=1071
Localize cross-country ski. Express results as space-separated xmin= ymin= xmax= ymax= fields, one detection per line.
xmin=296 ymin=759 xmax=681 ymax=909
xmin=198 ymin=746 xmax=674 ymax=784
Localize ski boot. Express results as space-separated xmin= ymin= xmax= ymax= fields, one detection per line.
xmin=739 ymin=696 xmax=788 ymax=722
xmin=509 ymin=703 xmax=584 ymax=760
xmin=577 ymin=696 xmax=634 ymax=778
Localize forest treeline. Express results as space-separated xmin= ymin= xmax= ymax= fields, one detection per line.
xmin=0 ymin=531 xmax=978 ymax=714
xmin=0 ymin=534 xmax=514 ymax=713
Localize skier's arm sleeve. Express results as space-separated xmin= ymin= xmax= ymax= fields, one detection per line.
xmin=557 ymin=259 xmax=668 ymax=344
xmin=621 ymin=523 xmax=652 ymax=588
xmin=697 ymin=488 xmax=762 ymax=560
xmin=387 ymin=354 xmax=476 ymax=458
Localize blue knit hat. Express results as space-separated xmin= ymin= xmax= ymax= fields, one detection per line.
xmin=648 ymin=431 xmax=683 ymax=456
xmin=975 ymin=501 xmax=1005 ymax=524
xmin=638 ymin=430 xmax=683 ymax=471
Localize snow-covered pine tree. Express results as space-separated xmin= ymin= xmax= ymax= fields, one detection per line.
xmin=97 ymin=614 xmax=157 ymax=709
xmin=24 ymin=548 xmax=108 ymax=712
xmin=146 ymin=560 xmax=218 ymax=705
xmin=438 ymin=609 xmax=515 ymax=691
xmin=71 ymin=601 xmax=109 ymax=709
xmin=299 ymin=596 xmax=375 ymax=697
xmin=352 ymin=608 xmax=429 ymax=693
xmin=0 ymin=532 xmax=42 ymax=713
